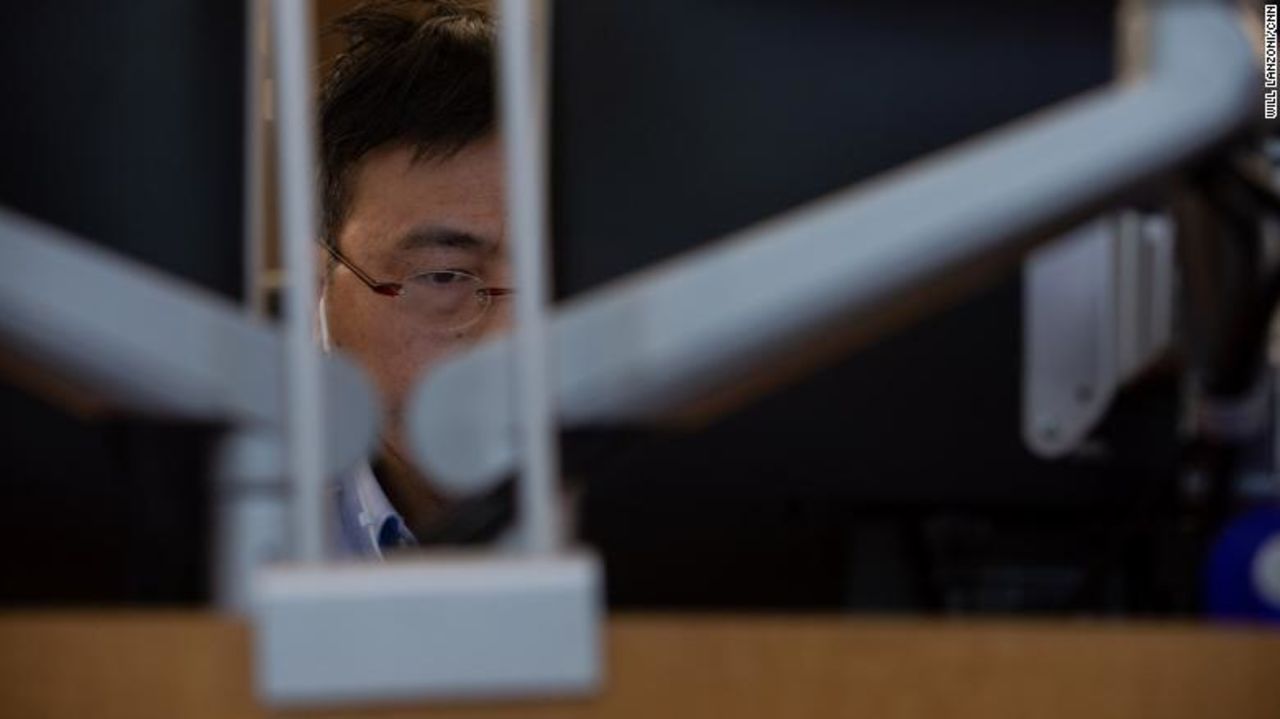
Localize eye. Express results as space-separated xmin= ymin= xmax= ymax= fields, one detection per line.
xmin=413 ymin=270 xmax=472 ymax=286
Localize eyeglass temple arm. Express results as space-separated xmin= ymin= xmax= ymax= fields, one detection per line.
xmin=320 ymin=241 xmax=402 ymax=295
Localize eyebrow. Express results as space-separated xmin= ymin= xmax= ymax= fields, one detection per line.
xmin=393 ymin=225 xmax=496 ymax=256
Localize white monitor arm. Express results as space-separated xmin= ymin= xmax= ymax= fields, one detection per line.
xmin=407 ymin=0 xmax=1261 ymax=498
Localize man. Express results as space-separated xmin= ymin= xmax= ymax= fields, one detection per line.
xmin=317 ymin=0 xmax=508 ymax=555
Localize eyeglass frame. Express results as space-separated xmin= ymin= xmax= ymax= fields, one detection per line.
xmin=320 ymin=240 xmax=514 ymax=330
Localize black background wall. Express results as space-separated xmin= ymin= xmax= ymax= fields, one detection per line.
xmin=0 ymin=1 xmax=244 ymax=603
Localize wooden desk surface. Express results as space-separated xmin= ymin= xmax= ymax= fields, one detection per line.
xmin=2 ymin=612 xmax=1278 ymax=718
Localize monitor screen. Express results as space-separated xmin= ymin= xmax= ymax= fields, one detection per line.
xmin=553 ymin=0 xmax=1186 ymax=612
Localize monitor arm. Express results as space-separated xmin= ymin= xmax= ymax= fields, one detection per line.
xmin=407 ymin=0 xmax=1261 ymax=497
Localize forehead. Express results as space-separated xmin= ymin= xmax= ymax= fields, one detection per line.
xmin=340 ymin=136 xmax=504 ymax=254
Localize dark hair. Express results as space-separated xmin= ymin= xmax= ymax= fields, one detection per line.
xmin=320 ymin=0 xmax=494 ymax=244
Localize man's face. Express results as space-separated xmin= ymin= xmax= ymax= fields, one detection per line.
xmin=324 ymin=136 xmax=507 ymax=456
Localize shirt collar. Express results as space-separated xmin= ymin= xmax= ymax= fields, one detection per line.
xmin=334 ymin=463 xmax=416 ymax=558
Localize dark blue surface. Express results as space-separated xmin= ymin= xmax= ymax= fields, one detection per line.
xmin=1207 ymin=505 xmax=1280 ymax=622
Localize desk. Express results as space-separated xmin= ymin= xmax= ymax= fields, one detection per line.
xmin=2 ymin=613 xmax=1278 ymax=718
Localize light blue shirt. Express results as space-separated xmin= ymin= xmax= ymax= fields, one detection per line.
xmin=332 ymin=463 xmax=416 ymax=558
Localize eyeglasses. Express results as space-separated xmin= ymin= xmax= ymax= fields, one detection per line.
xmin=322 ymin=241 xmax=514 ymax=332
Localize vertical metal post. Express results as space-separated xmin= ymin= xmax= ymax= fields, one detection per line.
xmin=243 ymin=0 xmax=268 ymax=316
xmin=498 ymin=0 xmax=563 ymax=554
xmin=270 ymin=0 xmax=325 ymax=562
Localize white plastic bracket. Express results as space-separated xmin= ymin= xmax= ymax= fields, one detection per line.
xmin=1022 ymin=212 xmax=1176 ymax=457
xmin=251 ymin=553 xmax=602 ymax=707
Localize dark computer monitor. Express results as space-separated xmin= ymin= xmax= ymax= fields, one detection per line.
xmin=0 ymin=1 xmax=245 ymax=604
xmin=553 ymin=0 xmax=1188 ymax=612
